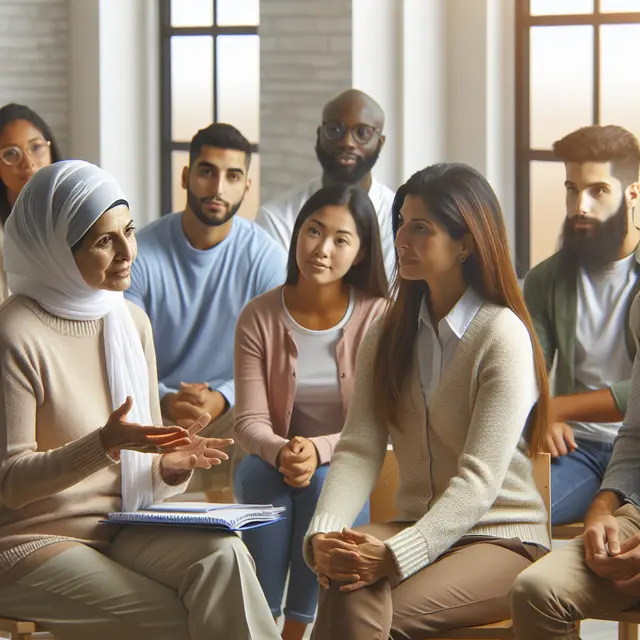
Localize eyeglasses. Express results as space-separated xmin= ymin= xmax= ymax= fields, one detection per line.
xmin=0 ymin=138 xmax=51 ymax=167
xmin=321 ymin=120 xmax=382 ymax=146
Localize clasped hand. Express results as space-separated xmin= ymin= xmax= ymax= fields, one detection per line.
xmin=162 ymin=382 xmax=227 ymax=428
xmin=311 ymin=529 xmax=397 ymax=592
xmin=99 ymin=396 xmax=234 ymax=475
xmin=584 ymin=516 xmax=640 ymax=594
xmin=277 ymin=436 xmax=319 ymax=488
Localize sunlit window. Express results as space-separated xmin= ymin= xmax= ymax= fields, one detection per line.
xmin=515 ymin=0 xmax=640 ymax=274
xmin=160 ymin=0 xmax=260 ymax=219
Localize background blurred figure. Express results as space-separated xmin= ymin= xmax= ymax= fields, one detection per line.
xmin=0 ymin=103 xmax=62 ymax=302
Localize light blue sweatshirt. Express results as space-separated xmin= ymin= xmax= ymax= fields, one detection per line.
xmin=126 ymin=212 xmax=287 ymax=405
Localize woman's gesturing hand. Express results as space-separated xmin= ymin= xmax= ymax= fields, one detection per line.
xmin=160 ymin=414 xmax=235 ymax=475
xmin=99 ymin=397 xmax=193 ymax=457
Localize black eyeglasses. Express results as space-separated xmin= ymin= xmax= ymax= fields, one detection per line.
xmin=321 ymin=120 xmax=382 ymax=146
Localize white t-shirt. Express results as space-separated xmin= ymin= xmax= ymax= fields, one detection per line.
xmin=571 ymin=253 xmax=636 ymax=443
xmin=417 ymin=287 xmax=485 ymax=405
xmin=282 ymin=288 xmax=356 ymax=439
xmin=256 ymin=177 xmax=396 ymax=283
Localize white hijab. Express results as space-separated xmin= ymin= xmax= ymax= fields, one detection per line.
xmin=4 ymin=160 xmax=154 ymax=512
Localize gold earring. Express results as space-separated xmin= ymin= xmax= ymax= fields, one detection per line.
xmin=460 ymin=254 xmax=466 ymax=263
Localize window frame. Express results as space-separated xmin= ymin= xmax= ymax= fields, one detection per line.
xmin=159 ymin=0 xmax=259 ymax=215
xmin=514 ymin=0 xmax=640 ymax=276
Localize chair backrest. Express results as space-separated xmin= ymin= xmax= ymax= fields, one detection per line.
xmin=371 ymin=449 xmax=552 ymax=539
xmin=531 ymin=452 xmax=552 ymax=540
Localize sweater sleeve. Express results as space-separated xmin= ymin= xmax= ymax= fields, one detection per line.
xmin=0 ymin=340 xmax=116 ymax=510
xmin=308 ymin=433 xmax=342 ymax=465
xmin=234 ymin=302 xmax=289 ymax=466
xmin=303 ymin=323 xmax=389 ymax=567
xmin=601 ymin=294 xmax=640 ymax=498
xmin=385 ymin=314 xmax=539 ymax=581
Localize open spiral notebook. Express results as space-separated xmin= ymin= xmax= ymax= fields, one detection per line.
xmin=103 ymin=502 xmax=286 ymax=531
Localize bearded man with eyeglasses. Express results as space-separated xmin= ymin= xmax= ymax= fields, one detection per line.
xmin=256 ymin=89 xmax=396 ymax=282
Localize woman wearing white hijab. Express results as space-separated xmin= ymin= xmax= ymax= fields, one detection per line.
xmin=0 ymin=161 xmax=280 ymax=640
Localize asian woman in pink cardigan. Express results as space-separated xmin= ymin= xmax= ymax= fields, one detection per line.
xmin=234 ymin=183 xmax=390 ymax=640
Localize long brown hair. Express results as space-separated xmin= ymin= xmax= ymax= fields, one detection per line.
xmin=373 ymin=163 xmax=549 ymax=453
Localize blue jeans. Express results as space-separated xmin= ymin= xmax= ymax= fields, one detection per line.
xmin=551 ymin=437 xmax=614 ymax=526
xmin=234 ymin=454 xmax=370 ymax=624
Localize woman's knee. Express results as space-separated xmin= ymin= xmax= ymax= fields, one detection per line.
xmin=234 ymin=455 xmax=283 ymax=499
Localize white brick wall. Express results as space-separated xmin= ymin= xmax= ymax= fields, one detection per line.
xmin=260 ymin=0 xmax=352 ymax=202
xmin=0 ymin=0 xmax=68 ymax=153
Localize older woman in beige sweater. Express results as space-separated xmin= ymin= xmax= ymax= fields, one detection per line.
xmin=0 ymin=161 xmax=279 ymax=640
xmin=304 ymin=163 xmax=552 ymax=639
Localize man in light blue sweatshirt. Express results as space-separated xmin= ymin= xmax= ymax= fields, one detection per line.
xmin=126 ymin=123 xmax=286 ymax=467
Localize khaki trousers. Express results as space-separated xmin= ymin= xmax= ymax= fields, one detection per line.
xmin=310 ymin=522 xmax=545 ymax=640
xmin=0 ymin=526 xmax=279 ymax=640
xmin=511 ymin=503 xmax=640 ymax=639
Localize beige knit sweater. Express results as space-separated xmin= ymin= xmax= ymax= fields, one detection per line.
xmin=305 ymin=303 xmax=550 ymax=581
xmin=0 ymin=296 xmax=189 ymax=583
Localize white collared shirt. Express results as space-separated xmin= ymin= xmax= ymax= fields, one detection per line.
xmin=255 ymin=176 xmax=396 ymax=283
xmin=417 ymin=287 xmax=484 ymax=405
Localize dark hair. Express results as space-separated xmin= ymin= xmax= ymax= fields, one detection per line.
xmin=373 ymin=163 xmax=550 ymax=453
xmin=0 ymin=103 xmax=63 ymax=222
xmin=285 ymin=183 xmax=389 ymax=298
xmin=553 ymin=125 xmax=640 ymax=186
xmin=189 ymin=123 xmax=252 ymax=168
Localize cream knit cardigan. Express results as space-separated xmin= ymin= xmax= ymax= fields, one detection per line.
xmin=305 ymin=303 xmax=550 ymax=581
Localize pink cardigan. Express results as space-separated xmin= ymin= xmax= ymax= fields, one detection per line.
xmin=234 ymin=286 xmax=387 ymax=467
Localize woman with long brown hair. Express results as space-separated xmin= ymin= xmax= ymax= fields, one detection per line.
xmin=302 ymin=163 xmax=551 ymax=639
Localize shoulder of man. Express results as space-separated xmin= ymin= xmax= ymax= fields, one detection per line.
xmin=135 ymin=213 xmax=178 ymax=251
xmin=259 ymin=178 xmax=321 ymax=216
xmin=523 ymin=251 xmax=562 ymax=292
xmin=370 ymin=177 xmax=396 ymax=208
xmin=232 ymin=217 xmax=288 ymax=262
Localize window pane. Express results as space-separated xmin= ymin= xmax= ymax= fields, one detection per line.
xmin=530 ymin=161 xmax=567 ymax=267
xmin=600 ymin=0 xmax=640 ymax=11
xmin=171 ymin=151 xmax=189 ymax=214
xmin=171 ymin=0 xmax=213 ymax=27
xmin=600 ymin=25 xmax=640 ymax=142
xmin=530 ymin=26 xmax=594 ymax=149
xmin=217 ymin=0 xmax=259 ymax=26
xmin=238 ymin=154 xmax=260 ymax=220
xmin=216 ymin=35 xmax=260 ymax=143
xmin=530 ymin=0 xmax=594 ymax=14
xmin=171 ymin=36 xmax=214 ymax=142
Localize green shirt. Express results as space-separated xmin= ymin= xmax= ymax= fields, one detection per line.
xmin=523 ymin=246 xmax=640 ymax=414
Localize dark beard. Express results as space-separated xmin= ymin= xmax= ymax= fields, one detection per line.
xmin=558 ymin=200 xmax=628 ymax=274
xmin=187 ymin=186 xmax=243 ymax=227
xmin=315 ymin=136 xmax=382 ymax=185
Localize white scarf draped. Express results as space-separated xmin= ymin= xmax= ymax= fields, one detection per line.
xmin=3 ymin=160 xmax=154 ymax=512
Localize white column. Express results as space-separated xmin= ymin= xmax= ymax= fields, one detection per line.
xmin=67 ymin=0 xmax=160 ymax=226
xmin=352 ymin=0 xmax=402 ymax=189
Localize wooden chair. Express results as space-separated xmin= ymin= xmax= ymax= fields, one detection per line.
xmin=370 ymin=449 xmax=553 ymax=639
xmin=599 ymin=609 xmax=640 ymax=640
xmin=0 ymin=617 xmax=51 ymax=639
xmin=552 ymin=521 xmax=584 ymax=540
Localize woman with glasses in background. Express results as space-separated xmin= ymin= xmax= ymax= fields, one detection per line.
xmin=0 ymin=103 xmax=62 ymax=302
